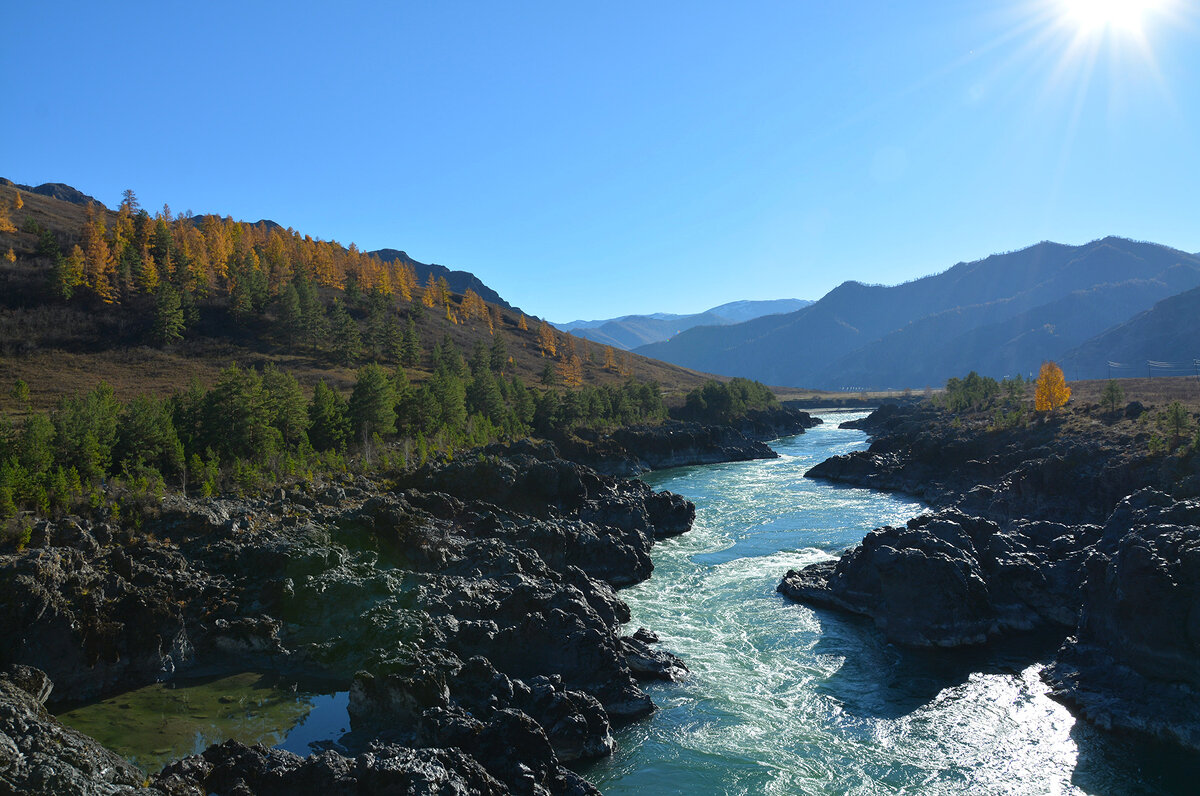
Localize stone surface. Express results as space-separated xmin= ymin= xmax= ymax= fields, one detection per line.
xmin=785 ymin=401 xmax=1200 ymax=751
xmin=0 ymin=441 xmax=696 ymax=792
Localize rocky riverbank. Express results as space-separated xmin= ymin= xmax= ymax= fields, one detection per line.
xmin=779 ymin=400 xmax=1200 ymax=751
xmin=0 ymin=439 xmax=695 ymax=794
xmin=554 ymin=407 xmax=820 ymax=476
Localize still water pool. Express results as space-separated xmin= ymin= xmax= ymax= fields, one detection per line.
xmin=583 ymin=411 xmax=1195 ymax=795
xmin=55 ymin=671 xmax=348 ymax=773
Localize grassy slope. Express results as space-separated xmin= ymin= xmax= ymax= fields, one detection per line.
xmin=0 ymin=183 xmax=715 ymax=414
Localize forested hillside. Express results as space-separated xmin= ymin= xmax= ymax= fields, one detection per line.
xmin=0 ymin=180 xmax=711 ymax=412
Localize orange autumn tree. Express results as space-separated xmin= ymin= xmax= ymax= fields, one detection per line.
xmin=537 ymin=321 xmax=558 ymax=356
xmin=1034 ymin=361 xmax=1071 ymax=412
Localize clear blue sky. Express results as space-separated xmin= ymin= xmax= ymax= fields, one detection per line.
xmin=3 ymin=1 xmax=1198 ymax=320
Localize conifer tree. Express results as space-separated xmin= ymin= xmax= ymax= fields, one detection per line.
xmin=538 ymin=321 xmax=558 ymax=356
xmin=349 ymin=363 xmax=397 ymax=443
xmin=278 ymin=281 xmax=304 ymax=345
xmin=83 ymin=204 xmax=117 ymax=303
xmin=261 ymin=364 xmax=310 ymax=448
xmin=308 ymin=380 xmax=351 ymax=451
xmin=54 ymin=245 xmax=86 ymax=300
xmin=518 ymin=313 xmax=529 ymax=331
xmin=0 ymin=201 xmax=15 ymax=234
xmin=203 ymin=365 xmax=279 ymax=463
xmin=329 ymin=298 xmax=362 ymax=364
xmin=1101 ymin=379 xmax=1125 ymax=416
xmin=153 ymin=283 xmax=186 ymax=345
xmin=422 ymin=273 xmax=438 ymax=308
xmin=489 ymin=335 xmax=507 ymax=374
xmin=401 ymin=317 xmax=421 ymax=367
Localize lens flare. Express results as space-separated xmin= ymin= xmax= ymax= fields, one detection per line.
xmin=1059 ymin=0 xmax=1167 ymax=34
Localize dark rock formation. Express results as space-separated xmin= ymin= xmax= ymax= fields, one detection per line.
xmin=807 ymin=403 xmax=1160 ymax=525
xmin=556 ymin=408 xmax=819 ymax=476
xmin=1045 ymin=489 xmax=1200 ymax=751
xmin=0 ymin=178 xmax=102 ymax=206
xmin=154 ymin=739 xmax=526 ymax=796
xmin=785 ymin=401 xmax=1200 ymax=750
xmin=0 ymin=665 xmax=149 ymax=795
xmin=0 ymin=441 xmax=695 ymax=792
xmin=778 ymin=510 xmax=1097 ymax=647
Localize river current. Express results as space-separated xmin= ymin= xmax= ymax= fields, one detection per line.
xmin=583 ymin=411 xmax=1190 ymax=795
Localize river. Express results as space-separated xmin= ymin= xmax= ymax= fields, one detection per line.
xmin=583 ymin=411 xmax=1191 ymax=795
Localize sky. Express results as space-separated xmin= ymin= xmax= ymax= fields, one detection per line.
xmin=3 ymin=1 xmax=1199 ymax=321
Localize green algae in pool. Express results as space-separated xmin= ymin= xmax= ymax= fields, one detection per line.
xmin=54 ymin=672 xmax=349 ymax=773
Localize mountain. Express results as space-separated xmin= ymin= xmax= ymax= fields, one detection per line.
xmin=1062 ymin=285 xmax=1200 ymax=379
xmin=705 ymin=298 xmax=813 ymax=323
xmin=556 ymin=298 xmax=812 ymax=351
xmin=371 ymin=248 xmax=521 ymax=315
xmin=0 ymin=177 xmax=100 ymax=207
xmin=635 ymin=237 xmax=1200 ymax=389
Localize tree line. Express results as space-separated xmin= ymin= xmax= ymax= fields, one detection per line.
xmin=0 ymin=350 xmax=667 ymax=533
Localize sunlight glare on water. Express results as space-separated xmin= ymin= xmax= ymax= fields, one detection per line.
xmin=584 ymin=411 xmax=1188 ymax=795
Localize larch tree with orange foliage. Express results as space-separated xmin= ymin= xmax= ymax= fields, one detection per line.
xmin=538 ymin=321 xmax=558 ymax=357
xmin=518 ymin=314 xmax=529 ymax=331
xmin=559 ymin=354 xmax=584 ymax=387
xmin=394 ymin=261 xmax=416 ymax=301
xmin=422 ymin=273 xmax=438 ymax=308
xmin=83 ymin=204 xmax=118 ymax=303
xmin=603 ymin=346 xmax=618 ymax=372
xmin=1034 ymin=361 xmax=1071 ymax=412
xmin=0 ymin=199 xmax=15 ymax=233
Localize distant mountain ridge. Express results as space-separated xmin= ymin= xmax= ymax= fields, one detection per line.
xmin=555 ymin=298 xmax=812 ymax=350
xmin=1062 ymin=284 xmax=1200 ymax=378
xmin=635 ymin=237 xmax=1200 ymax=388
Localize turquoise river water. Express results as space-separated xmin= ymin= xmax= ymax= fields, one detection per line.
xmin=582 ymin=411 xmax=1195 ymax=795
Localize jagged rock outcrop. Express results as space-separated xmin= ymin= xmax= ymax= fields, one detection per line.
xmin=809 ymin=402 xmax=1162 ymax=525
xmin=0 ymin=441 xmax=694 ymax=792
xmin=0 ymin=665 xmax=149 ymax=795
xmin=787 ymin=401 xmax=1200 ymax=751
xmin=555 ymin=408 xmax=820 ymax=476
xmin=154 ymin=738 xmax=528 ymax=796
xmin=778 ymin=510 xmax=1097 ymax=646
xmin=1045 ymin=489 xmax=1200 ymax=751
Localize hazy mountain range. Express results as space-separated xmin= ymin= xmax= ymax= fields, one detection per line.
xmin=635 ymin=237 xmax=1200 ymax=389
xmin=554 ymin=298 xmax=813 ymax=350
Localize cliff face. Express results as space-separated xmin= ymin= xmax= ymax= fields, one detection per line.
xmin=779 ymin=400 xmax=1200 ymax=751
xmin=0 ymin=441 xmax=695 ymax=793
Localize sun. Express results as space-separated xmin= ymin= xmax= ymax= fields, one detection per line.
xmin=1058 ymin=0 xmax=1167 ymax=34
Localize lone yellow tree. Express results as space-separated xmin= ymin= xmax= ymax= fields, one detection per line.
xmin=1034 ymin=361 xmax=1071 ymax=412
xmin=537 ymin=321 xmax=558 ymax=357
